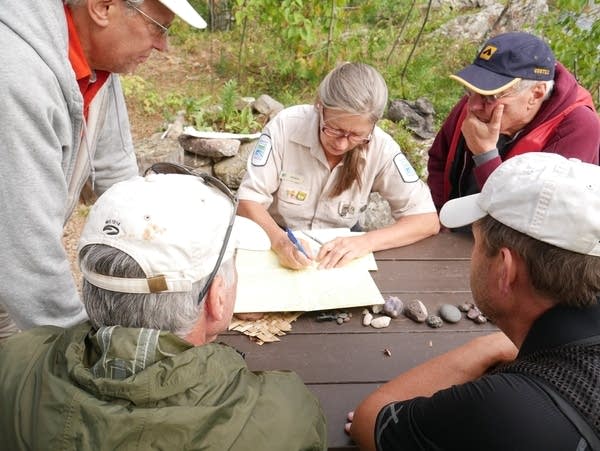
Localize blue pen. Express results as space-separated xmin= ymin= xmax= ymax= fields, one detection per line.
xmin=285 ymin=227 xmax=310 ymax=258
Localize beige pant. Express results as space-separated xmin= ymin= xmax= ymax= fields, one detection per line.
xmin=0 ymin=305 xmax=20 ymax=339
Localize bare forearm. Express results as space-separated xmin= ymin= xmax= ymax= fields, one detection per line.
xmin=237 ymin=199 xmax=286 ymax=244
xmin=351 ymin=332 xmax=517 ymax=450
xmin=237 ymin=199 xmax=311 ymax=269
xmin=365 ymin=212 xmax=440 ymax=252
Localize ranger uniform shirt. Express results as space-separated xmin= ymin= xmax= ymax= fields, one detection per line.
xmin=238 ymin=105 xmax=436 ymax=230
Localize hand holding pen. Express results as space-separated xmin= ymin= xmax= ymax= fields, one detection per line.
xmin=285 ymin=228 xmax=310 ymax=258
xmin=272 ymin=227 xmax=312 ymax=269
xmin=285 ymin=227 xmax=312 ymax=260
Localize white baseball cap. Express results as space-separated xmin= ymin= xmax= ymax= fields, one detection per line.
xmin=440 ymin=153 xmax=600 ymax=256
xmin=158 ymin=0 xmax=207 ymax=29
xmin=78 ymin=173 xmax=270 ymax=294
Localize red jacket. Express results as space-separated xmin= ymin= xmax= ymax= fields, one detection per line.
xmin=427 ymin=63 xmax=600 ymax=209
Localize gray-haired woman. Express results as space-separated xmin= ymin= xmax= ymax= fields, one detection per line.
xmin=238 ymin=62 xmax=440 ymax=270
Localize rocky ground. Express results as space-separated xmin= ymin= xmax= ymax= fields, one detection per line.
xmin=63 ymin=205 xmax=89 ymax=293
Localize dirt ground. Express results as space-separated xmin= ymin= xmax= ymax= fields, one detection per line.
xmin=125 ymin=43 xmax=219 ymax=140
xmin=63 ymin=205 xmax=88 ymax=292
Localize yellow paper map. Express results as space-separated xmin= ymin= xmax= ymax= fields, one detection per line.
xmin=234 ymin=228 xmax=384 ymax=313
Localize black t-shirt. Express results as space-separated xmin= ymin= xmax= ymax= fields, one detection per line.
xmin=375 ymin=304 xmax=600 ymax=450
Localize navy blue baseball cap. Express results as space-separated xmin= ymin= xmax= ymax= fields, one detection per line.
xmin=450 ymin=32 xmax=556 ymax=95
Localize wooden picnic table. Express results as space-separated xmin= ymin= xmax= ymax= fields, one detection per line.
xmin=220 ymin=231 xmax=497 ymax=450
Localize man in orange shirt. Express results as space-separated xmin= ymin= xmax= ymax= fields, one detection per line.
xmin=0 ymin=1 xmax=206 ymax=337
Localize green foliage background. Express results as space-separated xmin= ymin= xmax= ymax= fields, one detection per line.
xmin=181 ymin=0 xmax=598 ymax=111
xmin=123 ymin=0 xmax=599 ymax=175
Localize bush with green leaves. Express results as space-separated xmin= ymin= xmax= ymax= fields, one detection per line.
xmin=127 ymin=0 xmax=598 ymax=139
xmin=191 ymin=79 xmax=262 ymax=134
xmin=536 ymin=0 xmax=599 ymax=101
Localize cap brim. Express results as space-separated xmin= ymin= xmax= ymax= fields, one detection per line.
xmin=439 ymin=193 xmax=487 ymax=229
xmin=158 ymin=0 xmax=207 ymax=29
xmin=450 ymin=64 xmax=521 ymax=95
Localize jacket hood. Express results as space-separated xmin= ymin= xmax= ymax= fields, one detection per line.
xmin=531 ymin=62 xmax=581 ymax=126
xmin=0 ymin=0 xmax=83 ymax=120
xmin=63 ymin=324 xmax=252 ymax=406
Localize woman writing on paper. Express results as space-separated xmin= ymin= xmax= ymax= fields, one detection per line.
xmin=237 ymin=62 xmax=439 ymax=270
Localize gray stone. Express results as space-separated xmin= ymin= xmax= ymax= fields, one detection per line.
xmin=576 ymin=4 xmax=600 ymax=32
xmin=434 ymin=0 xmax=548 ymax=42
xmin=434 ymin=3 xmax=505 ymax=42
xmin=431 ymin=0 xmax=497 ymax=8
xmin=387 ymin=99 xmax=436 ymax=139
xmin=359 ymin=192 xmax=395 ymax=231
xmin=252 ymin=94 xmax=284 ymax=120
xmin=235 ymin=96 xmax=256 ymax=111
xmin=183 ymin=152 xmax=214 ymax=174
xmin=135 ymin=132 xmax=184 ymax=175
xmin=160 ymin=110 xmax=186 ymax=140
xmin=383 ymin=296 xmax=404 ymax=318
xmin=414 ymin=97 xmax=436 ymax=115
xmin=426 ymin=315 xmax=444 ymax=328
xmin=458 ymin=302 xmax=473 ymax=312
xmin=178 ymin=135 xmax=241 ymax=158
xmin=474 ymin=314 xmax=488 ymax=324
xmin=439 ymin=304 xmax=462 ymax=323
xmin=404 ymin=299 xmax=428 ymax=323
xmin=213 ymin=140 xmax=255 ymax=189
xmin=467 ymin=307 xmax=482 ymax=320
xmin=372 ymin=304 xmax=383 ymax=314
xmin=370 ymin=316 xmax=392 ymax=329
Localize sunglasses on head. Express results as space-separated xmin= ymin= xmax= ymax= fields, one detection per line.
xmin=144 ymin=162 xmax=238 ymax=305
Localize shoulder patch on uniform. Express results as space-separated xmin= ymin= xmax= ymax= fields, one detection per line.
xmin=251 ymin=134 xmax=272 ymax=167
xmin=393 ymin=153 xmax=419 ymax=183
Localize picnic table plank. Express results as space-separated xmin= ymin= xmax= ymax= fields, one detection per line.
xmin=220 ymin=330 xmax=493 ymax=384
xmin=307 ymin=383 xmax=378 ymax=451
xmin=220 ymin=232 xmax=486 ymax=450
xmin=371 ymin=260 xmax=471 ymax=292
xmin=374 ymin=231 xmax=473 ymax=260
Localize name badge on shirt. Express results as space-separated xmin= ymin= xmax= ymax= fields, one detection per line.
xmin=393 ymin=153 xmax=419 ymax=183
xmin=280 ymin=171 xmax=304 ymax=184
xmin=251 ymin=134 xmax=272 ymax=167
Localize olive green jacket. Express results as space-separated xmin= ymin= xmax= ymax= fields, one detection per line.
xmin=0 ymin=323 xmax=327 ymax=450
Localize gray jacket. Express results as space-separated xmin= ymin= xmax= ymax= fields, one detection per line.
xmin=0 ymin=0 xmax=138 ymax=329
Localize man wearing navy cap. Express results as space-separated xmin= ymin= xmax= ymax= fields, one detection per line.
xmin=426 ymin=31 xmax=600 ymax=211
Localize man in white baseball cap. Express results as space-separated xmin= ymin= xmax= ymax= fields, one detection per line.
xmin=348 ymin=153 xmax=600 ymax=450
xmin=0 ymin=164 xmax=327 ymax=450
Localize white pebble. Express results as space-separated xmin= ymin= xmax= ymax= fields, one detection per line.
xmin=362 ymin=312 xmax=373 ymax=326
xmin=372 ymin=304 xmax=383 ymax=314
xmin=370 ymin=316 xmax=391 ymax=328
